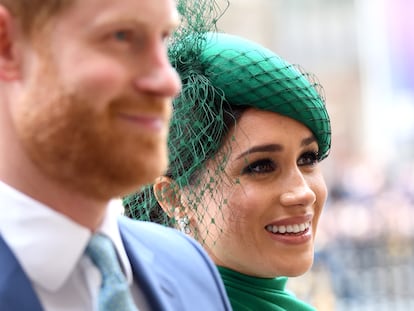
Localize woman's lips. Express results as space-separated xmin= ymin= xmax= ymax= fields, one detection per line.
xmin=265 ymin=221 xmax=311 ymax=234
xmin=265 ymin=215 xmax=313 ymax=244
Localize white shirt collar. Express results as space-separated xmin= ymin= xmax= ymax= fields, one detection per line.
xmin=0 ymin=181 xmax=133 ymax=291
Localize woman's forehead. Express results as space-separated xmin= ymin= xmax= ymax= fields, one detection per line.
xmin=231 ymin=109 xmax=313 ymax=141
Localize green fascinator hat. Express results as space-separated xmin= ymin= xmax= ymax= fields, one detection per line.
xmin=195 ymin=32 xmax=331 ymax=160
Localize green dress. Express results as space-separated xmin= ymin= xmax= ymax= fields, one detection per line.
xmin=217 ymin=266 xmax=316 ymax=311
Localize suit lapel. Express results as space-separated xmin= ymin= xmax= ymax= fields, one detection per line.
xmin=120 ymin=226 xmax=177 ymax=311
xmin=0 ymin=236 xmax=43 ymax=311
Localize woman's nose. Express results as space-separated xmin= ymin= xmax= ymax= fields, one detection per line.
xmin=279 ymin=171 xmax=316 ymax=207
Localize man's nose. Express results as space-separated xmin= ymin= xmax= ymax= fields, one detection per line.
xmin=133 ymin=45 xmax=182 ymax=98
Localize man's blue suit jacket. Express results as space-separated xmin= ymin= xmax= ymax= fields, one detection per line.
xmin=0 ymin=216 xmax=232 ymax=311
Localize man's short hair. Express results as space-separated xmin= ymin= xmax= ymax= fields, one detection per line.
xmin=0 ymin=0 xmax=72 ymax=36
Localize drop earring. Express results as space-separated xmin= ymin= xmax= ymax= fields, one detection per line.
xmin=178 ymin=216 xmax=191 ymax=234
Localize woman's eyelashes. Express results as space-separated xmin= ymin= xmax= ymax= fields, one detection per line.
xmin=241 ymin=158 xmax=276 ymax=175
xmin=298 ymin=150 xmax=319 ymax=166
xmin=240 ymin=150 xmax=319 ymax=175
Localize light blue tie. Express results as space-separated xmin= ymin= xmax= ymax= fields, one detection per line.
xmin=85 ymin=234 xmax=138 ymax=311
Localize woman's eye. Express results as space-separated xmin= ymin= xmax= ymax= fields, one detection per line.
xmin=298 ymin=151 xmax=319 ymax=166
xmin=242 ymin=159 xmax=276 ymax=175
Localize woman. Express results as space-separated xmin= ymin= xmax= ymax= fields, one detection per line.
xmin=124 ymin=32 xmax=331 ymax=311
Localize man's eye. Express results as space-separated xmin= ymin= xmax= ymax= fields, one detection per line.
xmin=241 ymin=159 xmax=276 ymax=175
xmin=113 ymin=30 xmax=132 ymax=41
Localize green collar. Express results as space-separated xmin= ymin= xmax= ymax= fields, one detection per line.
xmin=217 ymin=266 xmax=316 ymax=311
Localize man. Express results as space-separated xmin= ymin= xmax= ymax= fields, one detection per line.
xmin=0 ymin=1 xmax=231 ymax=310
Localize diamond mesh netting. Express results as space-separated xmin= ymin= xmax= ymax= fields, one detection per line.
xmin=123 ymin=1 xmax=331 ymax=247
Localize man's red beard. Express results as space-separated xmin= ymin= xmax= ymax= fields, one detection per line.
xmin=14 ymin=72 xmax=171 ymax=201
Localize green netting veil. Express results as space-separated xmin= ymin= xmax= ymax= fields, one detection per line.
xmin=124 ymin=31 xmax=331 ymax=239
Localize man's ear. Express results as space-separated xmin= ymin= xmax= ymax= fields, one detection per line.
xmin=0 ymin=6 xmax=21 ymax=81
xmin=153 ymin=176 xmax=182 ymax=218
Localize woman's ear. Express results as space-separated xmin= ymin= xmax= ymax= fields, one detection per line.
xmin=153 ymin=176 xmax=181 ymax=218
xmin=153 ymin=176 xmax=195 ymax=235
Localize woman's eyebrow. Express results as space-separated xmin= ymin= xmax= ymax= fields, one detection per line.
xmin=301 ymin=136 xmax=317 ymax=147
xmin=236 ymin=136 xmax=317 ymax=160
xmin=236 ymin=144 xmax=283 ymax=160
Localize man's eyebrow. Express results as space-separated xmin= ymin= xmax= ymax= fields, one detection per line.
xmin=92 ymin=12 xmax=164 ymax=25
xmin=236 ymin=144 xmax=283 ymax=160
xmin=90 ymin=15 xmax=143 ymax=29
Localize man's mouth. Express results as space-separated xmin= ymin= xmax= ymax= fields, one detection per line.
xmin=118 ymin=113 xmax=165 ymax=131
